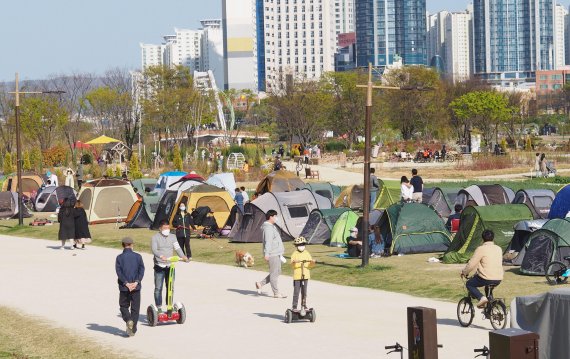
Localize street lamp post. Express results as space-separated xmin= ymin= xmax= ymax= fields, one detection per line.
xmin=9 ymin=73 xmax=65 ymax=226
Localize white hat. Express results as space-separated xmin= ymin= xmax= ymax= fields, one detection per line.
xmin=350 ymin=227 xmax=358 ymax=232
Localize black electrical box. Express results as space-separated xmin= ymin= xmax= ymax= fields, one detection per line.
xmin=489 ymin=328 xmax=539 ymax=359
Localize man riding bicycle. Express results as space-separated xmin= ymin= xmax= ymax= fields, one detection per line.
xmin=460 ymin=230 xmax=504 ymax=308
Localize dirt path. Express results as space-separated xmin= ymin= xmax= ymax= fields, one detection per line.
xmin=0 ymin=235 xmax=494 ymax=359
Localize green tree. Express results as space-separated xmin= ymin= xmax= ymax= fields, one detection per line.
xmin=115 ymin=166 xmax=122 ymax=177
xmin=19 ymin=97 xmax=68 ymax=151
xmin=129 ymin=153 xmax=142 ymax=179
xmin=3 ymin=152 xmax=13 ymax=174
xmin=172 ymin=144 xmax=183 ymax=171
xmin=22 ymin=151 xmax=32 ymax=172
xmin=30 ymin=148 xmax=42 ymax=172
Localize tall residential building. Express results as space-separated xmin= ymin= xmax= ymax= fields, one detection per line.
xmin=566 ymin=6 xmax=570 ymax=65
xmin=444 ymin=11 xmax=472 ymax=82
xmin=168 ymin=28 xmax=203 ymax=72
xmin=355 ymin=0 xmax=427 ymax=68
xmin=255 ymin=0 xmax=337 ymax=93
xmin=555 ymin=4 xmax=567 ymax=69
xmin=335 ymin=0 xmax=355 ymax=36
xmin=222 ymin=0 xmax=257 ymax=91
xmin=473 ymin=0 xmax=555 ymax=86
xmin=426 ymin=11 xmax=448 ymax=68
xmin=200 ymin=20 xmax=225 ymax=88
xmin=140 ymin=43 xmax=165 ymax=68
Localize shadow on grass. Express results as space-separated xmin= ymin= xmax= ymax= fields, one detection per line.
xmin=227 ymin=288 xmax=260 ymax=297
xmin=437 ymin=318 xmax=489 ymax=330
xmin=86 ymin=323 xmax=126 ymax=337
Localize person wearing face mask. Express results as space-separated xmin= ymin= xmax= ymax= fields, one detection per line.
xmin=151 ymin=220 xmax=188 ymax=313
xmin=347 ymin=227 xmax=363 ymax=258
xmin=172 ymin=202 xmax=196 ymax=259
xmin=290 ymin=237 xmax=315 ymax=311
xmin=255 ymin=210 xmax=287 ymax=298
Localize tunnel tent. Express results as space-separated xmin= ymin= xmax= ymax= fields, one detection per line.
xmin=34 ymin=185 xmax=76 ymax=212
xmin=229 ymin=189 xmax=331 ymax=243
xmin=121 ymin=198 xmax=153 ymax=229
xmin=512 ymin=189 xmax=555 ymax=219
xmin=0 ymin=191 xmax=32 ymax=219
xmin=299 ymin=207 xmax=351 ymax=245
xmin=255 ymin=170 xmax=306 ymax=195
xmin=423 ymin=187 xmax=462 ymax=219
xmin=548 ymin=185 xmax=570 ymax=219
xmin=329 ymin=210 xmax=360 ymax=247
xmin=518 ymin=218 xmax=570 ymax=275
xmin=455 ymin=184 xmax=513 ymax=208
xmin=376 ymin=203 xmax=451 ymax=255
xmin=442 ymin=204 xmax=534 ymax=264
xmin=303 ymin=182 xmax=341 ymax=204
xmin=77 ymin=179 xmax=138 ymax=224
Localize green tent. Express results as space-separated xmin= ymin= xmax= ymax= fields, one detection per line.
xmin=378 ymin=203 xmax=451 ymax=254
xmin=442 ymin=204 xmax=533 ymax=264
xmin=329 ymin=210 xmax=359 ymax=247
xmin=131 ymin=178 xmax=159 ymax=220
xmin=519 ymin=218 xmax=570 ymax=275
xmin=373 ymin=179 xmax=396 ymax=210
xmin=303 ymin=182 xmax=341 ymax=204
xmin=299 ymin=208 xmax=351 ymax=244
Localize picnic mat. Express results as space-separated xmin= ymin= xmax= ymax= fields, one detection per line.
xmin=328 ymin=253 xmax=358 ymax=259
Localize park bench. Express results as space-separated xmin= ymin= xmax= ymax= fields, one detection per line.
xmin=305 ymin=167 xmax=320 ymax=180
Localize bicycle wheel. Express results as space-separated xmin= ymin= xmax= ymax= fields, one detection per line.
xmin=447 ymin=154 xmax=456 ymax=163
xmin=295 ymin=161 xmax=303 ymax=172
xmin=545 ymin=261 xmax=568 ymax=285
xmin=489 ymin=300 xmax=507 ymax=330
xmin=457 ymin=297 xmax=474 ymax=327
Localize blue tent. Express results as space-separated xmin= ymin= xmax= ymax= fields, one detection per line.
xmin=549 ymin=185 xmax=570 ymax=219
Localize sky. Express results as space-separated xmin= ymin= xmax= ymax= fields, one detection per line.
xmin=0 ymin=0 xmax=568 ymax=82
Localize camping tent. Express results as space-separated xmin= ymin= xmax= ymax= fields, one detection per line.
xmin=303 ymin=182 xmax=341 ymax=204
xmin=149 ymin=178 xmax=206 ymax=230
xmin=229 ymin=189 xmax=331 ymax=243
xmin=335 ymin=185 xmax=365 ymax=210
xmin=299 ymin=208 xmax=351 ymax=244
xmin=329 ymin=210 xmax=360 ymax=247
xmin=255 ymin=170 xmax=305 ymax=195
xmin=549 ymin=185 xmax=570 ymax=219
xmin=121 ymin=198 xmax=153 ymax=229
xmin=169 ymin=184 xmax=235 ymax=228
xmin=131 ymin=178 xmax=159 ymax=219
xmin=151 ymin=171 xmax=187 ymax=199
xmin=131 ymin=178 xmax=157 ymax=195
xmin=1 ymin=174 xmax=44 ymax=198
xmin=0 ymin=191 xmax=31 ymax=219
xmin=442 ymin=204 xmax=534 ymax=263
xmin=373 ymin=179 xmax=396 ymax=210
xmin=455 ymin=184 xmax=514 ymax=208
xmin=34 ymin=186 xmax=76 ymax=212
xmin=517 ymin=218 xmax=570 ymax=275
xmin=376 ymin=203 xmax=451 ymax=254
xmin=512 ymin=189 xmax=555 ymax=219
xmin=503 ymin=219 xmax=549 ymax=266
xmin=77 ymin=179 xmax=138 ymax=224
xmin=206 ymin=173 xmax=237 ymax=198
xmin=423 ymin=187 xmax=461 ymax=219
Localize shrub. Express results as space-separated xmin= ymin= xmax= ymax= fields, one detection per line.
xmin=30 ymin=148 xmax=42 ymax=172
xmin=106 ymin=167 xmax=114 ymax=178
xmin=115 ymin=166 xmax=122 ymax=177
xmin=129 ymin=153 xmax=143 ymax=179
xmin=172 ymin=144 xmax=183 ymax=171
xmin=42 ymin=146 xmax=67 ymax=167
xmin=3 ymin=153 xmax=13 ymax=174
xmin=23 ymin=151 xmax=32 ymax=172
xmin=91 ymin=164 xmax=102 ymax=179
xmin=456 ymin=154 xmax=514 ymax=171
xmin=80 ymin=152 xmax=93 ymax=165
xmin=291 ymin=148 xmax=300 ymax=157
xmin=324 ymin=141 xmax=347 ymax=152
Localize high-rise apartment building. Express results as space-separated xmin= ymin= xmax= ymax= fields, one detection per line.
xmin=473 ymin=0 xmax=555 ymax=86
xmin=255 ymin=0 xmax=337 ymax=93
xmin=222 ymin=0 xmax=257 ymax=91
xmin=140 ymin=43 xmax=166 ymax=68
xmin=166 ymin=28 xmax=203 ymax=72
xmin=200 ymin=20 xmax=225 ymax=88
xmin=444 ymin=11 xmax=472 ymax=82
xmin=335 ymin=0 xmax=355 ymax=35
xmin=355 ymin=0 xmax=427 ymax=68
xmin=426 ymin=11 xmax=448 ymax=68
xmin=555 ymin=4 xmax=567 ymax=69
xmin=566 ymin=5 xmax=570 ymax=66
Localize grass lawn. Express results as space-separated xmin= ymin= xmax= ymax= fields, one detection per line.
xmin=0 ymin=306 xmax=124 ymax=359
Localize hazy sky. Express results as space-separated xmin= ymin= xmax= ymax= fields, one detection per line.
xmin=0 ymin=0 xmax=567 ymax=82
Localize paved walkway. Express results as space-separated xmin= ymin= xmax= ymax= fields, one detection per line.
xmin=0 ymin=235 xmax=494 ymax=359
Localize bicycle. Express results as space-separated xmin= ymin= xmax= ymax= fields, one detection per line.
xmin=544 ymin=256 xmax=570 ymax=285
xmin=473 ymin=346 xmax=489 ymax=358
xmin=295 ymin=157 xmax=305 ymax=172
xmin=457 ymin=276 xmax=507 ymax=330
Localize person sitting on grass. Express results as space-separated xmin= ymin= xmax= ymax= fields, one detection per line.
xmin=369 ymin=225 xmax=385 ymax=258
xmin=445 ymin=204 xmax=463 ymax=232
xmin=461 ymin=230 xmax=503 ymax=308
xmin=347 ymin=227 xmax=362 ymax=258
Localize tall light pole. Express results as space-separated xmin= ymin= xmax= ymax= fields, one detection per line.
xmin=356 ymin=63 xmax=431 ymax=267
xmin=9 ymin=73 xmax=65 ymax=226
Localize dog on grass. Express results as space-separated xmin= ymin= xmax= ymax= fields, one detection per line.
xmin=235 ymin=250 xmax=255 ymax=268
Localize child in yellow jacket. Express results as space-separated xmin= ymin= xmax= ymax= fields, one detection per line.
xmin=290 ymin=237 xmax=315 ymax=311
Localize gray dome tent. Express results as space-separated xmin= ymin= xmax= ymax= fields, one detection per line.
xmin=512 ymin=189 xmax=555 ymax=219
xmin=519 ymin=218 xmax=570 ymax=275
xmin=423 ymin=187 xmax=461 ymax=219
xmin=0 ymin=191 xmax=32 ymax=219
xmin=34 ymin=185 xmax=76 ymax=212
xmin=455 ymin=184 xmax=514 ymax=208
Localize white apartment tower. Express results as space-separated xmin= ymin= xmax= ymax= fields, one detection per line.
xmin=168 ymin=28 xmax=203 ymax=72
xmin=200 ymin=20 xmax=225 ymax=89
xmin=259 ymin=0 xmax=337 ymax=92
xmin=335 ymin=0 xmax=355 ymax=35
xmin=140 ymin=43 xmax=165 ymax=68
xmin=444 ymin=12 xmax=472 ymax=82
xmin=426 ymin=11 xmax=448 ymax=66
xmin=555 ymin=4 xmax=567 ymax=69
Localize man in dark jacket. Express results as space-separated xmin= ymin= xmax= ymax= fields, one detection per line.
xmin=115 ymin=237 xmax=145 ymax=337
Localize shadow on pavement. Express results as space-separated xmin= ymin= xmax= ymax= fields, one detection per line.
xmin=437 ymin=318 xmax=489 ymax=330
xmin=227 ymin=288 xmax=261 ymax=297
xmin=86 ymin=323 xmax=127 ymax=337
xmin=254 ymin=312 xmax=285 ymax=321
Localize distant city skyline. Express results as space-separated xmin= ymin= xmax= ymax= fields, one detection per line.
xmin=0 ymin=0 xmax=568 ymax=82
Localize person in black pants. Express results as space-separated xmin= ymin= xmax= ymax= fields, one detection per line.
xmin=115 ymin=237 xmax=145 ymax=337
xmin=172 ymin=203 xmax=196 ymax=259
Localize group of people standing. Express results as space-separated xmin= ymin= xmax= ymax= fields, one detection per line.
xmin=399 ymin=168 xmax=423 ymax=203
xmin=57 ymin=199 xmax=91 ymax=250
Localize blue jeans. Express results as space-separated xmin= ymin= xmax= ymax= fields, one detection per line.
xmin=466 ymin=275 xmax=501 ymax=300
xmin=154 ymin=265 xmax=170 ymax=307
xmin=370 ymin=191 xmax=378 ymax=208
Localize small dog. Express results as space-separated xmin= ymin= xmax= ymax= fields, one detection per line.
xmin=235 ymin=250 xmax=255 ymax=268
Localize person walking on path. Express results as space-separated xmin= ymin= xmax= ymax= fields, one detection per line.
xmin=255 ymin=210 xmax=287 ymax=298
xmin=290 ymin=237 xmax=315 ymax=311
xmin=240 ymin=186 xmax=249 ymax=203
xmin=461 ymin=230 xmax=503 ymax=308
xmin=234 ymin=188 xmax=244 ymax=213
xmin=58 ymin=198 xmax=75 ymax=249
xmin=73 ymin=200 xmax=91 ymax=249
xmin=370 ymin=168 xmax=379 ymax=208
xmin=115 ymin=237 xmax=145 ymax=337
xmin=410 ymin=169 xmax=423 ymax=203
xmin=540 ymin=153 xmax=547 ymax=177
xmin=151 ymin=220 xmax=188 ymax=312
xmin=172 ymin=204 xmax=195 ymax=259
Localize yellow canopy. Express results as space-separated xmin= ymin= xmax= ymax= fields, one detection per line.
xmin=85 ymin=135 xmax=121 ymax=145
